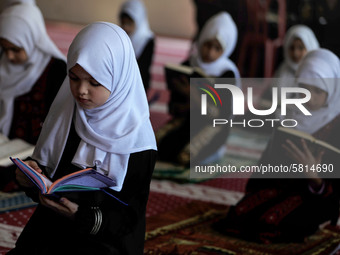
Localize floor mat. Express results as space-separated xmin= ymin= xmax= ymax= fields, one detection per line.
xmin=144 ymin=201 xmax=340 ymax=255
xmin=152 ymin=127 xmax=270 ymax=182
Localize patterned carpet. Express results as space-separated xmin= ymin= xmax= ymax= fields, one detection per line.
xmin=144 ymin=201 xmax=340 ymax=255
xmin=1 ymin=20 xmax=339 ymax=255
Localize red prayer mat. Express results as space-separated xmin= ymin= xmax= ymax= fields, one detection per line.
xmin=144 ymin=201 xmax=340 ymax=255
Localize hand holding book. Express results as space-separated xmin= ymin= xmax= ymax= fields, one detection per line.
xmin=11 ymin=157 xmax=127 ymax=206
xmin=15 ymin=160 xmax=47 ymax=188
xmin=282 ymin=138 xmax=324 ymax=183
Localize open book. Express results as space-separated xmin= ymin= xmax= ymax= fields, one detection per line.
xmin=271 ymin=126 xmax=340 ymax=155
xmin=10 ymin=157 xmax=127 ymax=205
xmin=0 ymin=134 xmax=34 ymax=167
xmin=164 ymin=63 xmax=213 ymax=90
xmin=165 ymin=63 xmax=214 ymax=117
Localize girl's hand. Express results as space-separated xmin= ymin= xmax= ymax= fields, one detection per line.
xmin=282 ymin=138 xmax=324 ymax=186
xmin=39 ymin=194 xmax=79 ymax=220
xmin=15 ymin=160 xmax=43 ymax=188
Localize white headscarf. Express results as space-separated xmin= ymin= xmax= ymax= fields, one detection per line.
xmin=189 ymin=11 xmax=241 ymax=87
xmin=275 ymin=25 xmax=319 ymax=79
xmin=286 ymin=49 xmax=340 ymax=134
xmin=32 ymin=22 xmax=157 ymax=192
xmin=0 ymin=0 xmax=36 ymax=12
xmin=0 ymin=4 xmax=65 ymax=136
xmin=119 ymin=0 xmax=154 ymax=59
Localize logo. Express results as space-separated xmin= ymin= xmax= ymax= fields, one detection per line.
xmin=198 ymin=84 xmax=312 ymax=128
xmin=199 ymin=84 xmax=222 ymax=115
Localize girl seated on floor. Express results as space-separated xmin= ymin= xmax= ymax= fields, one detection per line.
xmin=156 ymin=11 xmax=240 ymax=167
xmin=214 ymin=48 xmax=340 ymax=243
xmin=10 ymin=22 xmax=157 ymax=255
xmin=119 ymin=0 xmax=154 ymax=93
xmin=0 ymin=3 xmax=66 ymax=144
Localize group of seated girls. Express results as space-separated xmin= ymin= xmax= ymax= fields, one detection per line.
xmin=153 ymin=4 xmax=340 ymax=245
xmin=0 ymin=0 xmax=339 ymax=251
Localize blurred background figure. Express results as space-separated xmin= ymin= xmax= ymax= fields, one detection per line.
xmin=156 ymin=11 xmax=240 ymax=167
xmin=0 ymin=3 xmax=66 ymax=144
xmin=274 ymin=24 xmax=319 ymax=82
xmin=119 ymin=0 xmax=154 ymax=93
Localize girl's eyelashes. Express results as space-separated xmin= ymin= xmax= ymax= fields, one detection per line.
xmin=68 ymin=75 xmax=78 ymax=81
xmin=68 ymin=72 xmax=78 ymax=80
xmin=90 ymin=80 xmax=101 ymax=86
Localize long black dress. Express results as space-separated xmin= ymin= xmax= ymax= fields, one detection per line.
xmin=7 ymin=123 xmax=157 ymax=255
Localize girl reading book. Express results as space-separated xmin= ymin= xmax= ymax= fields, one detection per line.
xmin=157 ymin=11 xmax=240 ymax=166
xmin=119 ymin=0 xmax=154 ymax=92
xmin=10 ymin=22 xmax=157 ymax=255
xmin=214 ymin=49 xmax=340 ymax=243
xmin=0 ymin=4 xmax=66 ymax=144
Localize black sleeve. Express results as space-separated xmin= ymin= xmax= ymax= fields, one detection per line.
xmin=137 ymin=38 xmax=155 ymax=92
xmin=74 ymin=150 xmax=157 ymax=237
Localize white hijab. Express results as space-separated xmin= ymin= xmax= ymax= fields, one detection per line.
xmin=0 ymin=4 xmax=65 ymax=136
xmin=32 ymin=22 xmax=157 ymax=192
xmin=275 ymin=25 xmax=319 ymax=79
xmin=286 ymin=49 xmax=340 ymax=134
xmin=189 ymin=11 xmax=241 ymax=87
xmin=119 ymin=0 xmax=154 ymax=59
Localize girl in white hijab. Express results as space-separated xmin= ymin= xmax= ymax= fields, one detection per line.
xmin=274 ymin=25 xmax=319 ymax=81
xmin=189 ymin=11 xmax=241 ymax=87
xmin=286 ymin=48 xmax=340 ymax=134
xmin=215 ymin=49 xmax=340 ymax=243
xmin=11 ymin=22 xmax=157 ymax=255
xmin=268 ymin=25 xmax=319 ymax=117
xmin=0 ymin=4 xmax=66 ymax=143
xmin=119 ymin=0 xmax=154 ymax=91
xmin=157 ymin=12 xmax=239 ymax=167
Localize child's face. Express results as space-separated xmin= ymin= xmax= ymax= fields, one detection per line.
xmin=299 ymin=83 xmax=328 ymax=111
xmin=200 ymin=38 xmax=224 ymax=63
xmin=0 ymin=38 xmax=28 ymax=64
xmin=288 ymin=38 xmax=307 ymax=63
xmin=69 ymin=64 xmax=110 ymax=109
xmin=120 ymin=14 xmax=135 ymax=36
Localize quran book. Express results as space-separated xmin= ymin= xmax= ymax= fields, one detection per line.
xmin=164 ymin=63 xmax=211 ymax=90
xmin=271 ymin=126 xmax=340 ymax=155
xmin=10 ymin=157 xmax=127 ymax=205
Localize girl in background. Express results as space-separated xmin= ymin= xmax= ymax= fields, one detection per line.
xmin=215 ymin=49 xmax=340 ymax=243
xmin=119 ymin=0 xmax=154 ymax=92
xmin=274 ymin=24 xmax=319 ymax=82
xmin=261 ymin=25 xmax=319 ymax=118
xmin=156 ymin=11 xmax=240 ymax=167
xmin=0 ymin=4 xmax=66 ymax=144
xmin=10 ymin=22 xmax=157 ymax=255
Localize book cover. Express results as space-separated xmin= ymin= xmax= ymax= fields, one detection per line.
xmin=10 ymin=157 xmax=127 ymax=205
xmin=164 ymin=63 xmax=210 ymax=90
